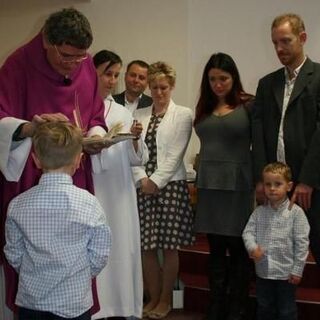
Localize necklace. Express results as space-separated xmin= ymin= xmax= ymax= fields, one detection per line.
xmin=153 ymin=105 xmax=167 ymax=116
xmin=213 ymin=104 xmax=233 ymax=116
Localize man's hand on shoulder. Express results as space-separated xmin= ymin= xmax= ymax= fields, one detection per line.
xmin=255 ymin=182 xmax=267 ymax=205
xmin=290 ymin=183 xmax=313 ymax=211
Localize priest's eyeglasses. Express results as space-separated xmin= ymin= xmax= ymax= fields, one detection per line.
xmin=54 ymin=45 xmax=88 ymax=64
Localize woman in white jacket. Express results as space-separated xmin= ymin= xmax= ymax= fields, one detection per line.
xmin=91 ymin=50 xmax=148 ymax=319
xmin=134 ymin=62 xmax=194 ymax=319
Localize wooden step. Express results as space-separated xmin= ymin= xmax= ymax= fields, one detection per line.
xmin=181 ymin=273 xmax=320 ymax=304
xmin=179 ymin=234 xmax=320 ymax=319
xmin=184 ymin=286 xmax=320 ymax=320
xmin=179 ymin=249 xmax=320 ymax=289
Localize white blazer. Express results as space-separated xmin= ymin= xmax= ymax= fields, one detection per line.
xmin=133 ymin=99 xmax=192 ymax=189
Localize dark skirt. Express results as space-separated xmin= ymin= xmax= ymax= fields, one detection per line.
xmin=195 ymin=188 xmax=254 ymax=237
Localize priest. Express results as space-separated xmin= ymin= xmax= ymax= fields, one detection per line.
xmin=0 ymin=7 xmax=107 ymax=320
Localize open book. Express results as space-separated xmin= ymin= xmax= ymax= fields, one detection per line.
xmin=83 ymin=122 xmax=136 ymax=147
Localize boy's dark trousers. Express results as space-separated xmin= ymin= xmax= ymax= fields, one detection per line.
xmin=256 ymin=277 xmax=297 ymax=320
xmin=19 ymin=307 xmax=91 ymax=320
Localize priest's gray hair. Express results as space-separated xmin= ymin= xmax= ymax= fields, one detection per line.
xmin=43 ymin=7 xmax=93 ymax=49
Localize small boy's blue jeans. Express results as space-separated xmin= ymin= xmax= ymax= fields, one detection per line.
xmin=256 ymin=277 xmax=297 ymax=320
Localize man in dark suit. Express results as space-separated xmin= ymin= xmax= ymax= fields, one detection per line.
xmin=252 ymin=13 xmax=320 ymax=265
xmin=113 ymin=60 xmax=153 ymax=114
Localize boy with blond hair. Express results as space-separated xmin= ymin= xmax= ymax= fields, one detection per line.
xmin=4 ymin=122 xmax=111 ymax=320
xmin=243 ymin=162 xmax=309 ymax=320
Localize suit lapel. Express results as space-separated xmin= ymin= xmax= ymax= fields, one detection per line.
xmin=272 ymin=69 xmax=285 ymax=111
xmin=120 ymin=92 xmax=126 ymax=106
xmin=288 ymin=58 xmax=313 ymax=106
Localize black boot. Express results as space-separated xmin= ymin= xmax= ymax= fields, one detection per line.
xmin=206 ymin=254 xmax=228 ymax=320
xmin=226 ymin=243 xmax=252 ymax=320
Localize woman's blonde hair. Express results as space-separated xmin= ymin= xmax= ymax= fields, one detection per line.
xmin=33 ymin=121 xmax=83 ymax=170
xmin=148 ymin=61 xmax=176 ymax=87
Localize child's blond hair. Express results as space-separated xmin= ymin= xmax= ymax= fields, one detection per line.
xmin=32 ymin=121 xmax=83 ymax=170
xmin=263 ymin=162 xmax=292 ymax=182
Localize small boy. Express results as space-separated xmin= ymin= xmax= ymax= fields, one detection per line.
xmin=4 ymin=121 xmax=112 ymax=320
xmin=242 ymin=162 xmax=310 ymax=320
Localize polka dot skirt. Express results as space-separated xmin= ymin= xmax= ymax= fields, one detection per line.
xmin=137 ymin=113 xmax=194 ymax=250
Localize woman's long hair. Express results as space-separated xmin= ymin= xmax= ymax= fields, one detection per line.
xmin=194 ymin=52 xmax=250 ymax=125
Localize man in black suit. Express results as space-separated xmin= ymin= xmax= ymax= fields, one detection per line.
xmin=113 ymin=60 xmax=153 ymax=114
xmin=252 ymin=13 xmax=320 ymax=265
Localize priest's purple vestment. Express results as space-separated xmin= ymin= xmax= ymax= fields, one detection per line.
xmin=0 ymin=33 xmax=106 ymax=314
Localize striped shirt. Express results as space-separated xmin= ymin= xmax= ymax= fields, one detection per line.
xmin=4 ymin=173 xmax=112 ymax=318
xmin=242 ymin=198 xmax=309 ymax=279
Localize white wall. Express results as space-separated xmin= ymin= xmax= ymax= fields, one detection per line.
xmin=1 ymin=0 xmax=320 ymax=164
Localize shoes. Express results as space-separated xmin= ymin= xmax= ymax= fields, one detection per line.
xmin=148 ymin=306 xmax=172 ymax=319
xmin=143 ymin=302 xmax=159 ymax=318
xmin=142 ymin=308 xmax=151 ymax=318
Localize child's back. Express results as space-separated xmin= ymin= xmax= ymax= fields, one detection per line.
xmin=4 ymin=122 xmax=111 ymax=319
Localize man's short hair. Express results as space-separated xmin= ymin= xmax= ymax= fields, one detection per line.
xmin=263 ymin=162 xmax=292 ymax=182
xmin=33 ymin=122 xmax=83 ymax=170
xmin=126 ymin=60 xmax=149 ymax=72
xmin=272 ymin=13 xmax=305 ymax=36
xmin=43 ymin=7 xmax=93 ymax=49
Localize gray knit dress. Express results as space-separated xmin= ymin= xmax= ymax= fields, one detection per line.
xmin=194 ymin=105 xmax=254 ymax=237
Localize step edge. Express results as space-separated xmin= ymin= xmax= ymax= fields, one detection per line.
xmin=184 ymin=286 xmax=320 ymax=304
xmin=179 ymin=249 xmax=317 ymax=265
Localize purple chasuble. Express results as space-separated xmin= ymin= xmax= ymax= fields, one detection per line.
xmin=0 ymin=33 xmax=105 ymax=313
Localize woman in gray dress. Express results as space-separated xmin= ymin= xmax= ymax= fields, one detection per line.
xmin=194 ymin=53 xmax=254 ymax=320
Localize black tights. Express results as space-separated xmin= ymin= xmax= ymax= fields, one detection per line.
xmin=206 ymin=234 xmax=251 ymax=320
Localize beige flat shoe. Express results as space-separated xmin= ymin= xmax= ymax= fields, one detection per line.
xmin=148 ymin=306 xmax=172 ymax=319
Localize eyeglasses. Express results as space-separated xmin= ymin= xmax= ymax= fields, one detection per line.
xmin=54 ymin=45 xmax=88 ymax=64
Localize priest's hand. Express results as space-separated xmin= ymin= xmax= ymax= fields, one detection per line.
xmin=37 ymin=113 xmax=69 ymax=123
xmin=20 ymin=113 xmax=69 ymax=138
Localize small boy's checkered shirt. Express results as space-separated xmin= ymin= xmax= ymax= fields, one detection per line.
xmin=242 ymin=198 xmax=310 ymax=279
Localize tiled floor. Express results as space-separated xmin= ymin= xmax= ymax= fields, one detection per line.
xmin=109 ymin=311 xmax=204 ymax=320
xmin=164 ymin=309 xmax=204 ymax=319
xmin=140 ymin=309 xmax=204 ymax=320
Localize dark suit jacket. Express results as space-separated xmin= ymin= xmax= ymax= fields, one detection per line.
xmin=113 ymin=91 xmax=153 ymax=109
xmin=252 ymin=58 xmax=320 ymax=188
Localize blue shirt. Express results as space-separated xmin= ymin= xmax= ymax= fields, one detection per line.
xmin=242 ymin=198 xmax=309 ymax=279
xmin=4 ymin=173 xmax=112 ymax=318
